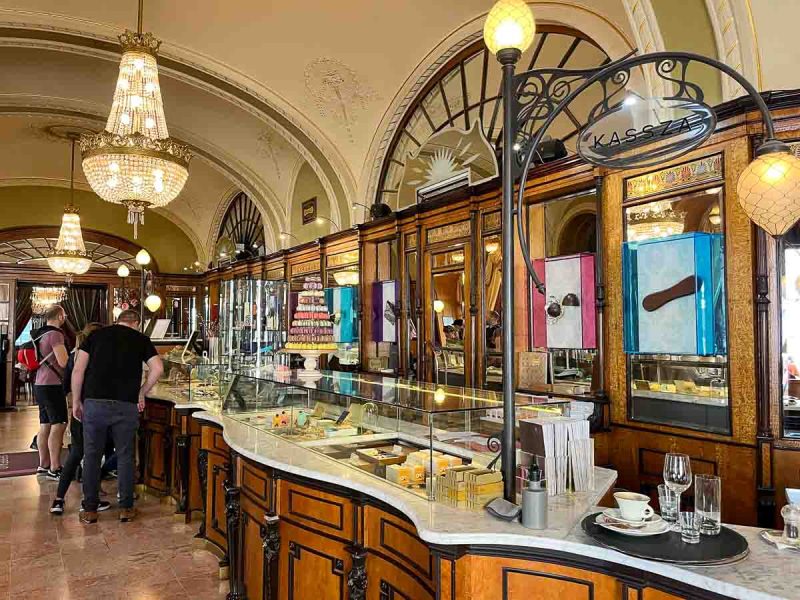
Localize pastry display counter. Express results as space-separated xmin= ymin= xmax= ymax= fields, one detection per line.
xmin=137 ymin=363 xmax=799 ymax=600
xmin=188 ymin=407 xmax=796 ymax=600
xmin=212 ymin=368 xmax=570 ymax=503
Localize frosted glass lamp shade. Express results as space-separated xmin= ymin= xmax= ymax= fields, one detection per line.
xmin=144 ymin=294 xmax=162 ymax=312
xmin=117 ymin=264 xmax=130 ymax=278
xmin=483 ymin=0 xmax=536 ymax=55
xmin=737 ymin=150 xmax=800 ymax=236
xmin=433 ymin=300 xmax=445 ymax=313
xmin=47 ymin=208 xmax=92 ymax=275
xmin=135 ymin=248 xmax=151 ymax=265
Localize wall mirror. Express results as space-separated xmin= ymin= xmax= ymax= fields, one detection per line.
xmin=780 ymin=226 xmax=800 ymax=438
xmin=482 ymin=234 xmax=502 ymax=389
xmin=623 ymin=185 xmax=730 ymax=434
xmin=362 ymin=239 xmax=399 ymax=374
xmin=404 ymin=251 xmax=419 ymax=378
xmin=431 ymin=261 xmax=466 ymax=387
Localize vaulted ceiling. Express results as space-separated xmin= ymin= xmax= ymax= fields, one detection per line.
xmin=0 ymin=0 xmax=784 ymax=270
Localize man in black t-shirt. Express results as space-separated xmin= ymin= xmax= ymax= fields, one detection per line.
xmin=71 ymin=309 xmax=163 ymax=524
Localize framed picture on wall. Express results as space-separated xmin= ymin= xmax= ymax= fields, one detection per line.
xmin=302 ymin=197 xmax=317 ymax=224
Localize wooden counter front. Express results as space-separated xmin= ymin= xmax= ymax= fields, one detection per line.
xmin=191 ymin=419 xmax=748 ymax=600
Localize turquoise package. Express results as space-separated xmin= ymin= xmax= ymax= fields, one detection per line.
xmin=623 ymin=232 xmax=726 ymax=355
xmin=324 ymin=286 xmax=357 ymax=343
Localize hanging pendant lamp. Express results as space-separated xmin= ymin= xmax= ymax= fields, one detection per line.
xmin=80 ymin=0 xmax=190 ymax=238
xmin=48 ymin=137 xmax=93 ymax=281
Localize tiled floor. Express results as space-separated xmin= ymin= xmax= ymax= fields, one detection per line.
xmin=0 ymin=407 xmax=42 ymax=454
xmin=0 ymin=474 xmax=229 ymax=599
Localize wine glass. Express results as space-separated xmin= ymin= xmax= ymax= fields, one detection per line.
xmin=663 ymin=453 xmax=692 ymax=525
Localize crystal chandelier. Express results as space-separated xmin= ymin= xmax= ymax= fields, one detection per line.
xmin=626 ymin=201 xmax=686 ymax=242
xmin=80 ymin=1 xmax=190 ymax=238
xmin=48 ymin=138 xmax=93 ymax=281
xmin=32 ymin=286 xmax=67 ymax=314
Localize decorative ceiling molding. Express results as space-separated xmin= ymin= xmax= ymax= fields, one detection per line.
xmin=0 ymin=22 xmax=354 ymax=228
xmin=704 ymin=0 xmax=745 ymax=100
xmin=304 ymin=57 xmax=380 ymax=144
xmin=0 ymin=103 xmax=281 ymax=263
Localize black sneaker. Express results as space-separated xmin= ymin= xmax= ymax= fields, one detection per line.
xmin=80 ymin=500 xmax=111 ymax=512
xmin=50 ymin=499 xmax=65 ymax=514
xmin=117 ymin=491 xmax=139 ymax=501
xmin=101 ymin=470 xmax=117 ymax=481
xmin=46 ymin=468 xmax=63 ymax=480
xmin=30 ymin=435 xmax=38 ymax=450
xmin=36 ymin=466 xmax=49 ymax=476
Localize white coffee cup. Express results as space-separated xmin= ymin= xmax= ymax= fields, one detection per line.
xmin=614 ymin=491 xmax=654 ymax=522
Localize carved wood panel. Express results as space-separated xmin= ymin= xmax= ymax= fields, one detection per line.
xmin=280 ymin=481 xmax=355 ymax=543
xmin=241 ymin=496 xmax=267 ymax=600
xmin=241 ymin=459 xmax=271 ymax=509
xmin=607 ymin=427 xmax=757 ymax=524
xmin=364 ymin=506 xmax=434 ymax=589
xmin=280 ymin=521 xmax=349 ymax=600
xmin=206 ymin=451 xmax=229 ymax=552
xmin=456 ymin=555 xmax=622 ymax=600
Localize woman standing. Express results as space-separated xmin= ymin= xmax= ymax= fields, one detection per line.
xmin=49 ymin=322 xmax=111 ymax=514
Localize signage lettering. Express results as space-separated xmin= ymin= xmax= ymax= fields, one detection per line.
xmin=576 ymin=99 xmax=717 ymax=169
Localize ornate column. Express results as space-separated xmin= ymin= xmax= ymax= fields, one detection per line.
xmin=175 ymin=433 xmax=190 ymax=513
xmin=261 ymin=513 xmax=280 ymax=600
xmin=194 ymin=449 xmax=208 ymax=539
xmin=224 ymin=481 xmax=244 ymax=600
xmin=346 ymin=545 xmax=367 ymax=600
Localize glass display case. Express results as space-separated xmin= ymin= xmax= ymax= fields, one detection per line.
xmin=220 ymin=368 xmax=569 ymax=504
xmin=156 ymin=351 xmax=230 ymax=405
xmin=220 ymin=278 xmax=289 ymax=370
xmin=324 ymin=271 xmax=360 ymax=372
xmin=622 ymin=185 xmax=731 ymax=434
xmin=523 ymin=191 xmax=599 ymax=397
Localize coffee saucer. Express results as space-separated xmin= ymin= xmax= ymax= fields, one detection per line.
xmin=602 ymin=508 xmax=663 ymax=527
xmin=595 ymin=512 xmax=670 ymax=537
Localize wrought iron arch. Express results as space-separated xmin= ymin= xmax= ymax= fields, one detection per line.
xmin=511 ymin=51 xmax=778 ymax=293
xmin=217 ymin=191 xmax=266 ymax=260
xmin=375 ymin=26 xmax=611 ymax=207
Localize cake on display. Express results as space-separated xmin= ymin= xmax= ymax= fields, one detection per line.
xmin=285 ymin=275 xmax=336 ymax=374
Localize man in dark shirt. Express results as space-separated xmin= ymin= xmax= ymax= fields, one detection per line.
xmin=71 ymin=309 xmax=163 ymax=524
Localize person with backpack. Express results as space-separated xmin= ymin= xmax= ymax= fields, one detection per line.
xmin=49 ymin=322 xmax=112 ymax=515
xmin=31 ymin=305 xmax=70 ymax=479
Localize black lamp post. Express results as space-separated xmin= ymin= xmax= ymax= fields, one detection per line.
xmin=485 ymin=0 xmax=800 ymax=503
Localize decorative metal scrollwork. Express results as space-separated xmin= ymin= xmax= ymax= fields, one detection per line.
xmin=486 ymin=433 xmax=503 ymax=470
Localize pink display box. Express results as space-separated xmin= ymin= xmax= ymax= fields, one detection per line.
xmin=532 ymin=253 xmax=596 ymax=350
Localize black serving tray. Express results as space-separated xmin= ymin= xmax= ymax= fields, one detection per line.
xmin=581 ymin=513 xmax=749 ymax=565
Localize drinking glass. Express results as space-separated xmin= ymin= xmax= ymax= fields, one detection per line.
xmin=679 ymin=511 xmax=700 ymax=544
xmin=657 ymin=484 xmax=679 ymax=524
xmin=663 ymin=453 xmax=692 ymax=514
xmin=694 ymin=474 xmax=721 ymax=536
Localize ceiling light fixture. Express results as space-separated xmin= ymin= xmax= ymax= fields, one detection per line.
xmin=47 ymin=137 xmax=93 ymax=282
xmin=32 ymin=286 xmax=67 ymax=314
xmin=80 ymin=0 xmax=190 ymax=239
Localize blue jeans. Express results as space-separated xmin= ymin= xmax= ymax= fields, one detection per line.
xmin=82 ymin=399 xmax=139 ymax=511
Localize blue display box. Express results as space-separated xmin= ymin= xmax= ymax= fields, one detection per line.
xmin=623 ymin=232 xmax=726 ymax=356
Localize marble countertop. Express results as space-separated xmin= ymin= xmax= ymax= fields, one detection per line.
xmin=190 ymin=410 xmax=798 ymax=600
